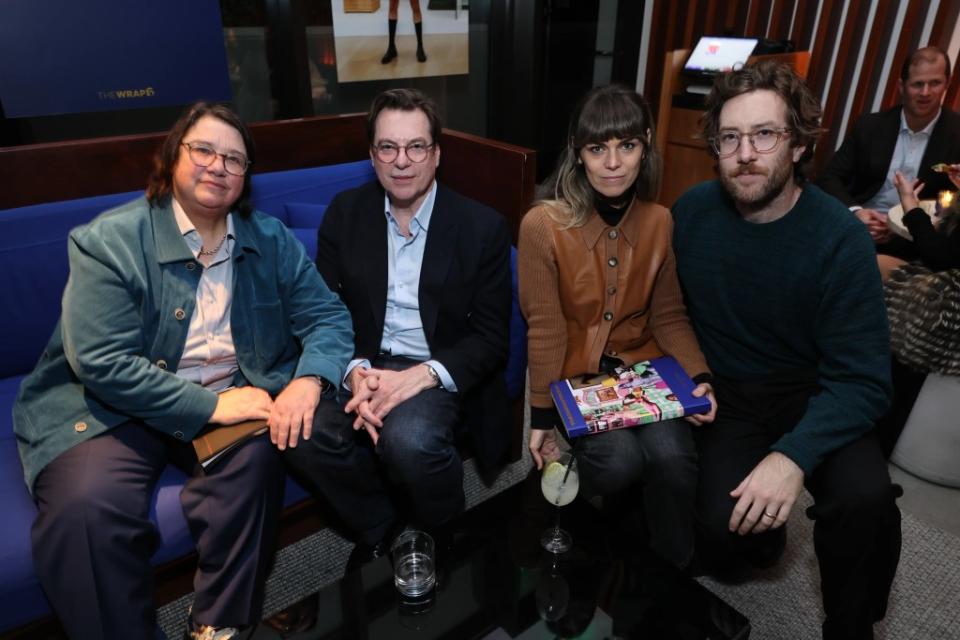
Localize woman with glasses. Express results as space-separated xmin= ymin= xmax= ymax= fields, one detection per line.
xmin=14 ymin=102 xmax=353 ymax=639
xmin=518 ymin=84 xmax=716 ymax=569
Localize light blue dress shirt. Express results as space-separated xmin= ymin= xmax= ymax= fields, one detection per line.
xmin=344 ymin=181 xmax=457 ymax=392
xmin=863 ymin=109 xmax=940 ymax=213
xmin=172 ymin=199 xmax=238 ymax=392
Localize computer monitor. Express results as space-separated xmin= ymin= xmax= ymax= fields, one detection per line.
xmin=682 ymin=36 xmax=759 ymax=80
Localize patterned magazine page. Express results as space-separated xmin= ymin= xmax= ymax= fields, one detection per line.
xmin=564 ymin=361 xmax=685 ymax=434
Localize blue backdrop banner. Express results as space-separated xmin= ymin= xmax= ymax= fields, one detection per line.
xmin=0 ymin=0 xmax=232 ymax=117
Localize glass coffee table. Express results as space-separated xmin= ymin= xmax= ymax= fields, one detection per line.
xmin=253 ymin=471 xmax=750 ymax=639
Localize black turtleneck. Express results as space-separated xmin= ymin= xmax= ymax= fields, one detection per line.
xmin=594 ymin=188 xmax=632 ymax=227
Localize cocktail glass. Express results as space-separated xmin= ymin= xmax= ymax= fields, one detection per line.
xmin=540 ymin=452 xmax=579 ymax=553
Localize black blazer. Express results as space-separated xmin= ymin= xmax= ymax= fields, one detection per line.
xmin=316 ymin=180 xmax=513 ymax=469
xmin=817 ymin=107 xmax=960 ymax=207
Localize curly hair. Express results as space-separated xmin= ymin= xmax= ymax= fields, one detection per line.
xmin=700 ymin=60 xmax=824 ymax=183
xmin=146 ymin=102 xmax=256 ymax=216
xmin=539 ymin=84 xmax=662 ymax=228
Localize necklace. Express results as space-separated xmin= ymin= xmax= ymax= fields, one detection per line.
xmin=198 ymin=231 xmax=227 ymax=257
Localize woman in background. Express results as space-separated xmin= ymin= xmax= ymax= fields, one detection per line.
xmin=879 ymin=166 xmax=960 ymax=280
xmin=518 ymin=84 xmax=716 ymax=569
xmin=875 ymin=166 xmax=960 ymax=455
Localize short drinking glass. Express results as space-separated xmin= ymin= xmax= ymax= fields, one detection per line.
xmin=392 ymin=530 xmax=436 ymax=597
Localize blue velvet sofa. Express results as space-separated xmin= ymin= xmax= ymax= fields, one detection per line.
xmin=0 ymin=115 xmax=535 ymax=636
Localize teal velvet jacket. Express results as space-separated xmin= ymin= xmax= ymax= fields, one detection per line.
xmin=14 ymin=197 xmax=354 ymax=492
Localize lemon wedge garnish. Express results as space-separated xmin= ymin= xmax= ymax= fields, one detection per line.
xmin=543 ymin=460 xmax=568 ymax=482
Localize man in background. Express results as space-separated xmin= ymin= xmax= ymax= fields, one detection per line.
xmin=818 ymin=46 xmax=960 ymax=257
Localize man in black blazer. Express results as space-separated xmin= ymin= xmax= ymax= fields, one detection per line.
xmin=818 ymin=47 xmax=960 ymax=256
xmin=284 ymin=89 xmax=512 ymax=564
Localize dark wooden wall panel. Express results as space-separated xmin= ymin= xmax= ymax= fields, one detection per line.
xmin=806 ymin=0 xmax=843 ymax=99
xmin=695 ymin=0 xmax=715 ymax=38
xmin=814 ymin=0 xmax=870 ymax=170
xmin=716 ymin=0 xmax=739 ymax=34
xmin=849 ymin=0 xmax=900 ymax=124
xmin=929 ymin=0 xmax=960 ymax=47
xmin=948 ymin=56 xmax=960 ymax=111
xmin=882 ymin=0 xmax=928 ymax=108
xmin=769 ymin=0 xmax=798 ymax=41
xmin=744 ymin=0 xmax=766 ymax=36
xmin=0 ymin=115 xmax=367 ymax=209
xmin=0 ymin=115 xmax=537 ymax=242
xmin=792 ymin=0 xmax=819 ymax=51
xmin=932 ymin=0 xmax=960 ymax=111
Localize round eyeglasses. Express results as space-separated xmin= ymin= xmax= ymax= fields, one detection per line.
xmin=181 ymin=142 xmax=251 ymax=176
xmin=372 ymin=141 xmax=435 ymax=164
xmin=709 ymin=127 xmax=791 ymax=158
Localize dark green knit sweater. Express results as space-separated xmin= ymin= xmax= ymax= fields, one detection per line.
xmin=672 ymin=181 xmax=892 ymax=475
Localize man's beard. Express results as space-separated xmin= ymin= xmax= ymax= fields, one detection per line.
xmin=720 ymin=155 xmax=794 ymax=212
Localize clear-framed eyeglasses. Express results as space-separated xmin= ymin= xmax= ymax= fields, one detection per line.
xmin=372 ymin=141 xmax=435 ymax=164
xmin=709 ymin=127 xmax=791 ymax=158
xmin=181 ymin=142 xmax=251 ymax=176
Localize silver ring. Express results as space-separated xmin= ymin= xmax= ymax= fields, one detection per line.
xmin=762 ymin=512 xmax=776 ymax=519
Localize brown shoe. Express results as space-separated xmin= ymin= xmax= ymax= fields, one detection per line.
xmin=184 ymin=613 xmax=240 ymax=640
xmin=263 ymin=593 xmax=318 ymax=636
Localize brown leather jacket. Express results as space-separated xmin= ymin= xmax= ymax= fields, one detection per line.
xmin=518 ymin=199 xmax=709 ymax=408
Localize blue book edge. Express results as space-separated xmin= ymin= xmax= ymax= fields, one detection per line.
xmin=550 ymin=356 xmax=710 ymax=439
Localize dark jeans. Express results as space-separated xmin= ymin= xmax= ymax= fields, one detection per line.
xmin=576 ymin=418 xmax=697 ymax=568
xmin=695 ymin=375 xmax=901 ymax=640
xmin=31 ymin=423 xmax=284 ymax=639
xmin=284 ymin=355 xmax=465 ymax=545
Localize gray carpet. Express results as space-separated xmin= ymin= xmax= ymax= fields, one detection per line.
xmin=697 ymin=490 xmax=960 ymax=639
xmin=158 ymin=427 xmax=960 ymax=639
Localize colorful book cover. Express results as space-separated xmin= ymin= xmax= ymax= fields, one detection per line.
xmin=549 ymin=356 xmax=711 ymax=438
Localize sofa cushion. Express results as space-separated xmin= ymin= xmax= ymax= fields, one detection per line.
xmin=285 ymin=202 xmax=327 ymax=261
xmin=289 ymin=228 xmax=318 ymax=261
xmin=0 ymin=375 xmax=49 ymax=631
xmin=284 ymin=202 xmax=328 ymax=229
xmin=0 ymin=191 xmax=142 ymax=378
xmin=250 ymin=160 xmax=375 ymax=220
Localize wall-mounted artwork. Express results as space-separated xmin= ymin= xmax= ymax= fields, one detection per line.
xmin=333 ymin=0 xmax=469 ymax=83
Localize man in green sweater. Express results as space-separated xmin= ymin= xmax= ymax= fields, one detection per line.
xmin=672 ymin=61 xmax=902 ymax=640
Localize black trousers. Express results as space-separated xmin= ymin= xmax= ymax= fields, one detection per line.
xmin=31 ymin=422 xmax=284 ymax=639
xmin=694 ymin=375 xmax=902 ymax=640
xmin=283 ymin=356 xmax=465 ymax=545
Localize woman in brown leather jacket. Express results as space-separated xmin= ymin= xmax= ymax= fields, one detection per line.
xmin=518 ymin=84 xmax=716 ymax=568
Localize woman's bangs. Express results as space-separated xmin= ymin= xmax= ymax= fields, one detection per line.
xmin=573 ymin=99 xmax=645 ymax=147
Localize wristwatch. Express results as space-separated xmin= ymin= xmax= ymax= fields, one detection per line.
xmin=423 ymin=363 xmax=444 ymax=390
xmin=306 ymin=375 xmax=326 ymax=392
